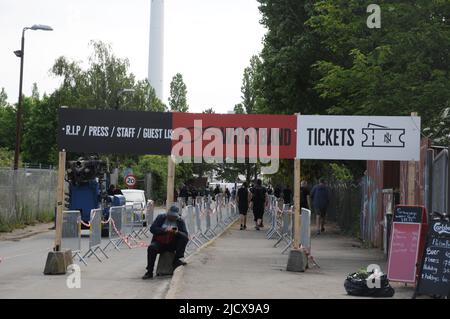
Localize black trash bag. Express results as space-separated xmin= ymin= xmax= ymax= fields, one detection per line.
xmin=344 ymin=271 xmax=395 ymax=297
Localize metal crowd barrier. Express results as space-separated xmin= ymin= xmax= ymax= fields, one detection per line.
xmin=273 ymin=204 xmax=294 ymax=253
xmin=61 ymin=210 xmax=86 ymax=266
xmin=63 ymin=195 xmax=239 ymax=266
xmin=83 ymin=209 xmax=109 ymax=262
xmin=265 ymin=196 xmax=314 ymax=256
xmin=266 ymin=197 xmax=284 ymax=240
xmin=130 ymin=202 xmax=146 ymax=239
xmin=104 ymin=206 xmax=125 ymax=251
xmin=180 ymin=194 xmax=239 ymax=255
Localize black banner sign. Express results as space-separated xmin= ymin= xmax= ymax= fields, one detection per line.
xmin=58 ymin=108 xmax=173 ymax=155
xmin=393 ymin=205 xmax=423 ymax=223
xmin=416 ymin=220 xmax=450 ymax=298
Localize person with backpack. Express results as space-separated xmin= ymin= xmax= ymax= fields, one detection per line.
xmin=252 ymin=179 xmax=268 ymax=230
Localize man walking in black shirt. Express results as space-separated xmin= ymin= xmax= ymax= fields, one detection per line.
xmin=252 ymin=179 xmax=268 ymax=230
xmin=236 ymin=182 xmax=251 ymax=230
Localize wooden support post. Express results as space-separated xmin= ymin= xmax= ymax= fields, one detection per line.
xmin=407 ymin=112 xmax=418 ymax=204
xmin=54 ymin=150 xmax=66 ymax=252
xmin=166 ymin=155 xmax=176 ymax=210
xmin=293 ymin=159 xmax=301 ymax=249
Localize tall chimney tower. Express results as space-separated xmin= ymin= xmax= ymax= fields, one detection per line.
xmin=149 ymin=0 xmax=164 ymax=100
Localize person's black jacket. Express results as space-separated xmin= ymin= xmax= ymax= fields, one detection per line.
xmin=150 ymin=214 xmax=189 ymax=242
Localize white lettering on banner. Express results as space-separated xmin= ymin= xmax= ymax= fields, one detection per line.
xmin=434 ymin=223 xmax=450 ymax=235
xmin=296 ymin=115 xmax=421 ymax=161
xmin=88 ymin=126 xmax=109 ymax=137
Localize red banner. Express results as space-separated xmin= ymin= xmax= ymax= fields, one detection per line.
xmin=172 ymin=113 xmax=297 ymax=160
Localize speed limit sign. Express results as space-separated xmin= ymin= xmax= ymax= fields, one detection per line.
xmin=124 ymin=174 xmax=137 ymax=189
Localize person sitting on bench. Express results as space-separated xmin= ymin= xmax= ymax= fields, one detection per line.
xmin=143 ymin=205 xmax=189 ymax=280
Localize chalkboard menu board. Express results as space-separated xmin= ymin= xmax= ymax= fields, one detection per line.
xmin=416 ymin=221 xmax=450 ymax=297
xmin=394 ymin=206 xmax=423 ymax=223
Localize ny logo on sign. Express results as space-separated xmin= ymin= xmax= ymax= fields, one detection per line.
xmin=367 ymin=4 xmax=381 ymax=29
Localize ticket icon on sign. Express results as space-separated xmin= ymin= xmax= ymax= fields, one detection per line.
xmin=362 ymin=124 xmax=406 ymax=148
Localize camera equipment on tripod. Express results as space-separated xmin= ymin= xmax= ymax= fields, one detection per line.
xmin=66 ymin=156 xmax=107 ymax=185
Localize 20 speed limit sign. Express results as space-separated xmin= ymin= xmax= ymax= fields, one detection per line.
xmin=124 ymin=174 xmax=137 ymax=188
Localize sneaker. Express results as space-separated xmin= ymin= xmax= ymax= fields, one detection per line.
xmin=255 ymin=226 xmax=260 ymax=231
xmin=142 ymin=272 xmax=153 ymax=280
xmin=173 ymin=259 xmax=187 ymax=269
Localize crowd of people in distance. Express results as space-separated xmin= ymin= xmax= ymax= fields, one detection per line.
xmin=236 ymin=179 xmax=331 ymax=235
xmin=174 ymin=179 xmax=330 ymax=235
xmin=142 ymin=178 xmax=330 ymax=280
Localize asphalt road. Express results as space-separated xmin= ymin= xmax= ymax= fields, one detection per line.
xmin=0 ymin=214 xmax=170 ymax=299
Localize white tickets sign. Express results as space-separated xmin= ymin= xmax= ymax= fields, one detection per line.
xmin=296 ymin=115 xmax=421 ymax=161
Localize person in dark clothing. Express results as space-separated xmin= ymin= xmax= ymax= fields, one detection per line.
xmin=179 ymin=184 xmax=189 ymax=204
xmin=311 ymin=178 xmax=330 ymax=235
xmin=213 ymin=185 xmax=221 ymax=198
xmin=225 ymin=188 xmax=231 ymax=202
xmin=283 ymin=185 xmax=292 ymax=205
xmin=274 ymin=185 xmax=281 ymax=198
xmin=236 ymin=182 xmax=252 ymax=230
xmin=142 ymin=206 xmax=189 ymax=280
xmin=252 ymin=179 xmax=267 ymax=230
xmin=108 ymin=184 xmax=123 ymax=196
xmin=107 ymin=185 xmax=116 ymax=196
xmin=231 ymin=187 xmax=236 ymax=201
xmin=190 ymin=186 xmax=198 ymax=198
xmin=300 ymin=180 xmax=311 ymax=210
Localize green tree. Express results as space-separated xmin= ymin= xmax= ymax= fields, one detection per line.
xmin=51 ymin=40 xmax=159 ymax=111
xmin=233 ymin=103 xmax=244 ymax=114
xmin=202 ymin=108 xmax=215 ymax=114
xmin=0 ymin=88 xmax=16 ymax=150
xmin=256 ymin=0 xmax=329 ymax=115
xmin=168 ymin=73 xmax=189 ymax=112
xmin=308 ymin=0 xmax=450 ymax=126
xmin=240 ymin=55 xmax=263 ymax=114
xmin=21 ymin=93 xmax=59 ymax=165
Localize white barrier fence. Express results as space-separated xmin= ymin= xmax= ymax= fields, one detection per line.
xmin=265 ymin=195 xmax=313 ymax=257
xmin=61 ymin=196 xmax=239 ymax=266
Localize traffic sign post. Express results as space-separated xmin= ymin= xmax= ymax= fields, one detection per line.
xmin=124 ymin=174 xmax=137 ymax=189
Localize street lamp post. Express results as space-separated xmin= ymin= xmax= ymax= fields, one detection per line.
xmin=13 ymin=24 xmax=53 ymax=170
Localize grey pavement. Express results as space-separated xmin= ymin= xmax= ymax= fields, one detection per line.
xmin=0 ymin=212 xmax=418 ymax=299
xmin=0 ymin=209 xmax=169 ymax=299
xmin=169 ymin=222 xmax=417 ymax=299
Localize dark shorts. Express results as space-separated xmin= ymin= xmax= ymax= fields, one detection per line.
xmin=239 ymin=205 xmax=248 ymax=215
xmin=253 ymin=206 xmax=264 ymax=220
xmin=317 ymin=207 xmax=327 ymax=218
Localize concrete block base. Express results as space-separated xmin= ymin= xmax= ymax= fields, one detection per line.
xmin=43 ymin=250 xmax=73 ymax=275
xmin=156 ymin=252 xmax=175 ymax=276
xmin=286 ymin=249 xmax=308 ymax=272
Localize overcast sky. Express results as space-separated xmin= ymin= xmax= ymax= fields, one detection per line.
xmin=0 ymin=0 xmax=266 ymax=113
